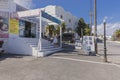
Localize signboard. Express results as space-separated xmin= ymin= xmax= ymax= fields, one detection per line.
xmin=41 ymin=11 xmax=61 ymax=24
xmin=9 ymin=13 xmax=19 ymax=34
xmin=0 ymin=11 xmax=9 ymax=38
xmin=83 ymin=36 xmax=95 ymax=52
xmin=9 ymin=19 xmax=19 ymax=34
xmin=0 ymin=0 xmax=9 ymax=10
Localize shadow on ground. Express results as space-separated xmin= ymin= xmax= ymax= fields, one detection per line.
xmin=51 ymin=43 xmax=96 ymax=57
xmin=0 ymin=53 xmax=28 ymax=61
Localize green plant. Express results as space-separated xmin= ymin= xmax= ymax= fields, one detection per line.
xmin=75 ymin=18 xmax=91 ymax=37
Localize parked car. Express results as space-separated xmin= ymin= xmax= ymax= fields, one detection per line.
xmin=62 ymin=33 xmax=75 ymax=43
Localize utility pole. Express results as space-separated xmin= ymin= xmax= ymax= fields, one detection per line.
xmin=94 ymin=0 xmax=98 ymax=54
xmin=103 ymin=20 xmax=107 ymax=62
xmin=90 ymin=0 xmax=93 ymax=35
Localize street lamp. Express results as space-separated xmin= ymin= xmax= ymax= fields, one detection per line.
xmin=103 ymin=20 xmax=107 ymax=62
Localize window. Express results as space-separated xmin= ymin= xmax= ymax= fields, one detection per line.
xmin=69 ymin=19 xmax=71 ymax=23
xmin=60 ymin=15 xmax=63 ymax=19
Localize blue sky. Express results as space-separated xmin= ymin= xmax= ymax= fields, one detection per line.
xmin=31 ymin=0 xmax=120 ymax=25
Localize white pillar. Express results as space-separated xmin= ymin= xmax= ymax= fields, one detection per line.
xmin=60 ymin=24 xmax=62 ymax=48
xmin=38 ymin=11 xmax=42 ymax=53
xmin=36 ymin=23 xmax=39 ymax=38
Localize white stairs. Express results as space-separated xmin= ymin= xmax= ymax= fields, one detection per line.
xmin=26 ymin=39 xmax=62 ymax=57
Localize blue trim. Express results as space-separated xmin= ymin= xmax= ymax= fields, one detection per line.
xmin=41 ymin=11 xmax=61 ymax=24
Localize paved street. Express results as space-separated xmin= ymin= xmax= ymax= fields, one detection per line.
xmin=98 ymin=41 xmax=120 ymax=64
xmin=0 ymin=45 xmax=120 ymax=80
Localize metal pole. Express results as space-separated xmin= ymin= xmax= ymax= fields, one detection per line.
xmin=94 ymin=0 xmax=98 ymax=54
xmin=104 ymin=21 xmax=107 ymax=62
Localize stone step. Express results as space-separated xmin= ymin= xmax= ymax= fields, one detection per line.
xmin=31 ymin=45 xmax=55 ymax=49
xmin=41 ymin=48 xmax=63 ymax=56
xmin=41 ymin=47 xmax=61 ymax=51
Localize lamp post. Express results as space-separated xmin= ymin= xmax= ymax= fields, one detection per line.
xmin=103 ymin=20 xmax=107 ymax=62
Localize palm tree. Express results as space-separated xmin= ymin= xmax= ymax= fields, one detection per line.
xmin=46 ymin=25 xmax=55 ymax=37
xmin=53 ymin=22 xmax=66 ymax=36
xmin=61 ymin=22 xmax=66 ymax=33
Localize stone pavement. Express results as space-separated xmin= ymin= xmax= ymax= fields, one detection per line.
xmin=0 ymin=44 xmax=120 ymax=80
xmin=0 ymin=50 xmax=120 ymax=80
xmin=52 ymin=49 xmax=103 ymax=63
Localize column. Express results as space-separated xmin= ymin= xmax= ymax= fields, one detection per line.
xmin=60 ymin=24 xmax=62 ymax=48
xmin=38 ymin=11 xmax=42 ymax=52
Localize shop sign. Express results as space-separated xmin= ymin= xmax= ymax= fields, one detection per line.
xmin=41 ymin=11 xmax=61 ymax=24
xmin=0 ymin=11 xmax=9 ymax=38
xmin=9 ymin=13 xmax=19 ymax=34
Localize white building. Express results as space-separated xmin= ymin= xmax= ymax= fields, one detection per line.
xmin=0 ymin=0 xmax=28 ymax=12
xmin=43 ymin=5 xmax=79 ymax=31
xmin=0 ymin=1 xmax=78 ymax=56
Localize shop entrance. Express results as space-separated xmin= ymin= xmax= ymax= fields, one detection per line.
xmin=25 ymin=21 xmax=31 ymax=37
xmin=19 ymin=20 xmax=36 ymax=38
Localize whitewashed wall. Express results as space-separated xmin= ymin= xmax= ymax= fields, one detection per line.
xmin=43 ymin=5 xmax=78 ymax=31
xmin=0 ymin=0 xmax=16 ymax=12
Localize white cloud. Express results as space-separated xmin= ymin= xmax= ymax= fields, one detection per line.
xmin=92 ymin=22 xmax=120 ymax=36
xmin=92 ymin=16 xmax=119 ymax=36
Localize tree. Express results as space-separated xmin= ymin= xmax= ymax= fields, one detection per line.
xmin=75 ymin=18 xmax=90 ymax=37
xmin=46 ymin=25 xmax=55 ymax=37
xmin=112 ymin=29 xmax=120 ymax=41
xmin=84 ymin=27 xmax=91 ymax=36
xmin=115 ymin=29 xmax=120 ymax=38
xmin=54 ymin=22 xmax=66 ymax=36
xmin=61 ymin=22 xmax=66 ymax=33
xmin=45 ymin=22 xmax=66 ymax=37
xmin=55 ymin=26 xmax=60 ymax=36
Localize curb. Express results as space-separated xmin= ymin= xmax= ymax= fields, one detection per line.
xmin=107 ymin=41 xmax=120 ymax=43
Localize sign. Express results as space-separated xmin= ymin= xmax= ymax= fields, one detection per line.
xmin=41 ymin=11 xmax=61 ymax=24
xmin=75 ymin=40 xmax=82 ymax=49
xmin=9 ymin=13 xmax=19 ymax=34
xmin=83 ymin=36 xmax=95 ymax=52
xmin=0 ymin=11 xmax=9 ymax=38
xmin=9 ymin=19 xmax=19 ymax=34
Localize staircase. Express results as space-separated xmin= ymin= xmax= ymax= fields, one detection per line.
xmin=26 ymin=38 xmax=62 ymax=57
